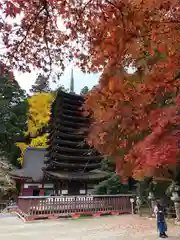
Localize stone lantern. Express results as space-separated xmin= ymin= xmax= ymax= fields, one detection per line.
xmin=136 ymin=196 xmax=142 ymax=215
xmin=148 ymin=191 xmax=156 ymax=217
xmin=130 ymin=198 xmax=135 ymax=214
xmin=171 ymin=188 xmax=180 ymax=224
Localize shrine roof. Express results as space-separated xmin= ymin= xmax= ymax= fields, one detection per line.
xmin=10 ymin=147 xmax=47 ymax=182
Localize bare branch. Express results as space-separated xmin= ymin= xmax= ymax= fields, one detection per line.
xmin=12 ymin=6 xmax=46 ymax=53
xmin=43 ymin=0 xmax=53 ymax=76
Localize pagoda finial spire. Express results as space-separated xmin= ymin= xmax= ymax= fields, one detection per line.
xmin=70 ymin=68 xmax=74 ymax=93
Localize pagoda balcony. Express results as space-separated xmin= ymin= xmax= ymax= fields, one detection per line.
xmin=47 ymin=152 xmax=103 ymax=162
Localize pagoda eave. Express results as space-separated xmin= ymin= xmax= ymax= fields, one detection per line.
xmin=10 ymin=169 xmax=32 ymax=181
xmin=45 ymin=161 xmax=101 ymax=170
xmin=47 ymin=153 xmax=102 ymax=162
xmin=48 ymin=131 xmax=86 ymax=141
xmin=54 ymin=119 xmax=88 ymax=128
xmin=46 ymin=145 xmax=93 ymax=155
xmin=44 ymin=170 xmax=109 ymax=181
xmin=47 ymin=139 xmax=89 ymax=148
xmin=56 ymin=113 xmax=89 ymax=123
xmin=49 ymin=125 xmax=88 ymax=135
xmin=60 ymin=108 xmax=85 ymax=117
xmin=57 ymin=90 xmax=84 ymax=100
xmin=59 ymin=102 xmax=84 ymax=111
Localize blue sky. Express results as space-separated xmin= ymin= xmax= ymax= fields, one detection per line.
xmin=14 ymin=66 xmax=100 ymax=94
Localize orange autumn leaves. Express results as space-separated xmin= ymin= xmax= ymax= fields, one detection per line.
xmin=85 ymin=59 xmax=179 ymax=180
xmin=0 ymin=0 xmax=178 ymax=73
xmin=84 ymin=3 xmax=179 ymax=180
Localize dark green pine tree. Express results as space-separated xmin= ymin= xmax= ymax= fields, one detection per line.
xmin=80 ymin=86 xmax=89 ymax=95
xmin=30 ymin=74 xmax=50 ymax=93
xmin=93 ymin=158 xmax=132 ymax=195
xmin=92 ymin=157 xmax=137 ymax=195
xmin=0 ymin=70 xmax=28 ymax=165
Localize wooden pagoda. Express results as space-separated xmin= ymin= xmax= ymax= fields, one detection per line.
xmin=44 ymin=74 xmax=108 ymax=195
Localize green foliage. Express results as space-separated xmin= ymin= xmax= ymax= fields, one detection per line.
xmin=136 ymin=177 xmax=154 ymax=201
xmin=136 ymin=177 xmax=171 ymax=202
xmin=101 ymin=157 xmax=115 ymax=172
xmin=92 ymin=174 xmax=129 ymax=195
xmin=166 ymin=181 xmax=180 ymax=198
xmin=153 ymin=182 xmax=170 ymax=198
xmin=93 ymin=157 xmax=135 ymax=195
xmin=80 ymin=86 xmax=89 ymax=95
xmin=0 ymin=159 xmax=16 ymax=198
xmin=0 ymin=72 xmax=28 ymax=164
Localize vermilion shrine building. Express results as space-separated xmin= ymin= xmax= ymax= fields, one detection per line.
xmin=10 ymin=147 xmax=50 ymax=196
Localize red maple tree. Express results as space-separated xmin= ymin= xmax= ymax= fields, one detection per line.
xmin=0 ymin=0 xmax=179 ymax=180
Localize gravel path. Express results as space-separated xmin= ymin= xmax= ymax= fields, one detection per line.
xmin=0 ymin=214 xmax=179 ymax=240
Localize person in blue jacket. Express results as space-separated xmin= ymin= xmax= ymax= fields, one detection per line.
xmin=154 ymin=202 xmax=168 ymax=238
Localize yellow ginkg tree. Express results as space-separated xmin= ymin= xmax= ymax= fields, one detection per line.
xmin=26 ymin=92 xmax=54 ymax=137
xmin=16 ymin=92 xmax=54 ymax=164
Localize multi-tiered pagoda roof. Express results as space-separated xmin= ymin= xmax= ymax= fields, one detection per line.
xmin=44 ymin=90 xmax=108 ymax=183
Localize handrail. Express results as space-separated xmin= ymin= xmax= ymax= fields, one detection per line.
xmin=17 ymin=194 xmax=132 ymax=220
xmin=18 ymin=194 xmax=135 ymax=199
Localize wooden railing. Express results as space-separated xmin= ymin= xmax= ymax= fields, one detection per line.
xmin=17 ymin=194 xmax=133 ymax=220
